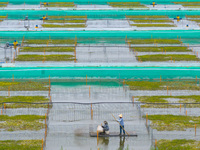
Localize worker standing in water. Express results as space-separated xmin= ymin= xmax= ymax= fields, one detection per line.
xmin=118 ymin=114 xmax=125 ymax=135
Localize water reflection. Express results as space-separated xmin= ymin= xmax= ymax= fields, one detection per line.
xmin=118 ymin=136 xmax=125 ymax=150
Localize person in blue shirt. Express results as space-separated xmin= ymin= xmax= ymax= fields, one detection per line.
xmin=118 ymin=114 xmax=125 ymax=135
xmin=102 ymin=121 xmax=109 ymax=134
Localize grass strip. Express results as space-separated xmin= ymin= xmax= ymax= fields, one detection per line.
xmin=45 ymin=2 xmax=74 ymax=7
xmin=126 ymin=80 xmax=200 ymax=90
xmin=0 ymin=140 xmax=42 ymax=150
xmin=42 ymin=24 xmax=85 ymax=28
xmin=127 ymin=15 xmax=168 ymax=19
xmin=130 ymin=24 xmax=175 ymax=27
xmin=108 ymin=2 xmax=148 ymax=8
xmin=186 ymin=15 xmax=200 ymax=18
xmin=137 ymin=95 xmax=200 ymax=108
xmin=146 ymin=114 xmax=200 ymax=131
xmin=16 ymin=54 xmax=74 ymax=61
xmin=24 ymin=39 xmax=75 ymax=44
xmin=0 ymin=5 xmax=7 ymax=7
xmin=48 ymin=16 xmax=86 ymax=19
xmin=45 ymin=20 xmax=86 ymax=23
xmin=157 ymin=139 xmax=200 ymax=150
xmin=1 ymin=96 xmax=49 ymax=108
xmin=131 ymin=19 xmax=173 ymax=23
xmin=20 ymin=47 xmax=75 ymax=52
xmin=137 ymin=54 xmax=199 ymax=61
xmin=0 ymin=2 xmax=8 ymax=4
xmin=190 ymin=19 xmax=200 ymax=23
xmin=0 ymin=81 xmax=48 ymax=91
xmin=0 ymin=115 xmax=45 ymax=131
xmin=131 ymin=47 xmax=190 ymax=52
xmin=128 ymin=39 xmax=181 ymax=44
xmin=0 ymin=16 xmax=7 ymax=18
xmin=174 ymin=2 xmax=200 ymax=7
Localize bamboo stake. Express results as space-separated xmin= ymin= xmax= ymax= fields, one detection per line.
xmin=8 ymin=86 xmax=10 ymax=97
xmin=146 ymin=113 xmax=148 ymax=126
xmin=195 ymin=124 xmax=197 ymax=136
xmin=180 ymin=104 xmax=181 ymax=112
xmin=12 ymin=74 xmax=14 ymax=82
xmin=155 ymin=139 xmax=157 ymax=149
xmin=111 ymin=114 xmax=130 ymax=136
xmin=132 ymin=96 xmax=134 ymax=107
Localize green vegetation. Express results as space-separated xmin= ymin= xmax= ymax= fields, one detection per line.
xmin=20 ymin=47 xmax=75 ymax=52
xmin=45 ymin=20 xmax=86 ymax=23
xmin=190 ymin=19 xmax=200 ymax=23
xmin=126 ymin=80 xmax=200 ymax=90
xmin=131 ymin=24 xmax=175 ymax=27
xmin=146 ymin=115 xmax=200 ymax=131
xmin=108 ymin=2 xmax=148 ymax=8
xmin=127 ymin=15 xmax=168 ymax=18
xmin=48 ymin=16 xmax=86 ymax=19
xmin=16 ymin=54 xmax=74 ymax=61
xmin=137 ymin=54 xmax=199 ymax=62
xmin=24 ymin=39 xmax=75 ymax=44
xmin=131 ymin=47 xmax=190 ymax=52
xmin=0 ymin=115 xmax=45 ymax=131
xmin=0 ymin=2 xmax=8 ymax=4
xmin=45 ymin=2 xmax=75 ymax=7
xmin=131 ymin=19 xmax=173 ymax=23
xmin=0 ymin=16 xmax=7 ymax=18
xmin=137 ymin=95 xmax=200 ymax=108
xmin=1 ymin=96 xmax=49 ymax=108
xmin=157 ymin=139 xmax=200 ymax=150
xmin=128 ymin=39 xmax=181 ymax=44
xmin=42 ymin=24 xmax=85 ymax=28
xmin=174 ymin=2 xmax=200 ymax=8
xmin=0 ymin=81 xmax=48 ymax=91
xmin=0 ymin=140 xmax=42 ymax=150
xmin=186 ymin=15 xmax=200 ymax=18
xmin=0 ymin=5 xmax=6 ymax=7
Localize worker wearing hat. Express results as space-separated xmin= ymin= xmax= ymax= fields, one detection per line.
xmin=118 ymin=114 xmax=125 ymax=135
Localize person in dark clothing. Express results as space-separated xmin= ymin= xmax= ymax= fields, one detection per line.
xmin=102 ymin=121 xmax=109 ymax=134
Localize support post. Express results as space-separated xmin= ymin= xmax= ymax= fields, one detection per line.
xmin=8 ymin=86 xmax=10 ymax=97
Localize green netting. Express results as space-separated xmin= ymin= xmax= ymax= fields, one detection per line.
xmin=4 ymin=0 xmax=200 ymax=5
xmin=0 ymin=30 xmax=200 ymax=44
xmin=0 ymin=66 xmax=199 ymax=79
xmin=1 ymin=10 xmax=200 ymax=19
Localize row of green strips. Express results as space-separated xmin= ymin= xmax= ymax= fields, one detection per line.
xmin=0 ymin=2 xmax=8 ymax=8
xmin=42 ymin=15 xmax=87 ymax=28
xmin=126 ymin=15 xmax=175 ymax=27
xmin=186 ymin=15 xmax=200 ymax=26
xmin=173 ymin=2 xmax=200 ymax=8
xmin=18 ymin=39 xmax=76 ymax=61
xmin=127 ymin=39 xmax=198 ymax=61
xmin=136 ymin=95 xmax=200 ymax=108
xmin=0 ymin=140 xmax=43 ymax=150
xmin=0 ymin=15 xmax=8 ymax=22
xmin=42 ymin=2 xmax=75 ymax=7
xmin=107 ymin=2 xmax=148 ymax=9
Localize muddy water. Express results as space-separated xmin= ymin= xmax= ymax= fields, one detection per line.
xmin=45 ymin=82 xmax=151 ymax=150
